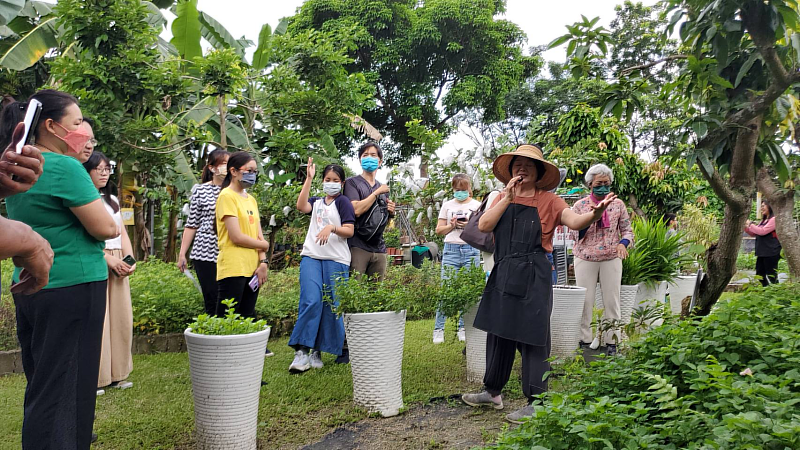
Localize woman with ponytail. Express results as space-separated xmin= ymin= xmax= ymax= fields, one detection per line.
xmin=2 ymin=89 xmax=119 ymax=449
xmin=178 ymin=149 xmax=229 ymax=315
xmin=84 ymin=152 xmax=136 ymax=392
xmin=214 ymin=151 xmax=269 ymax=318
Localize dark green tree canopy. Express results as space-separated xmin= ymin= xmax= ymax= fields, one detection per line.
xmin=289 ymin=0 xmax=538 ymax=163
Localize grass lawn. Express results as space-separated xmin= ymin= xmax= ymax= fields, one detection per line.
xmin=0 ymin=319 xmax=525 ymax=449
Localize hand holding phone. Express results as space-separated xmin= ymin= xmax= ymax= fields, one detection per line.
xmin=248 ymin=274 xmax=260 ymax=292
xmin=0 ymin=122 xmax=44 ymax=199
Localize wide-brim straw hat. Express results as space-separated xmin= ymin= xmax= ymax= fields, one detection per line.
xmin=492 ymin=144 xmax=561 ymax=191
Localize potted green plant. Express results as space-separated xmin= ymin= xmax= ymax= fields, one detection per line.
xmin=334 ymin=269 xmax=420 ymax=417
xmin=184 ymin=299 xmax=270 ymax=450
xmin=668 ymin=204 xmax=719 ymax=314
xmin=437 ymin=264 xmax=486 ymax=382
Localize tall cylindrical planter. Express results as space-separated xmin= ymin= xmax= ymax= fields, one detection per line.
xmin=551 ymin=286 xmax=587 ymax=359
xmin=184 ymin=327 xmax=270 ymax=450
xmin=668 ymin=275 xmax=697 ymax=315
xmin=462 ymin=301 xmax=486 ymax=383
xmin=594 ymin=283 xmax=639 ymax=324
xmin=636 ymin=281 xmax=668 ymax=309
xmin=344 ymin=310 xmax=406 ymax=417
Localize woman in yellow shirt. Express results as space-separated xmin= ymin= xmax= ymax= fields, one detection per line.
xmin=215 ymin=151 xmax=269 ymax=318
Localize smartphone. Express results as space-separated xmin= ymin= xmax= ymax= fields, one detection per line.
xmin=248 ymin=274 xmax=260 ymax=292
xmin=16 ymin=99 xmax=42 ymax=154
xmin=122 ymin=255 xmax=136 ymax=266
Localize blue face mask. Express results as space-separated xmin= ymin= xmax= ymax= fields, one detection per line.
xmin=592 ymin=185 xmax=611 ymax=197
xmin=454 ymin=190 xmax=469 ymax=201
xmin=240 ymin=172 xmax=257 ymax=188
xmin=361 ymin=156 xmax=379 ymax=173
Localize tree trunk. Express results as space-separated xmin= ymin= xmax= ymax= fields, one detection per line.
xmin=267 ymin=226 xmax=277 ymax=265
xmin=694 ymin=118 xmax=760 ymax=315
xmin=133 ymin=191 xmax=149 ymax=261
xmin=628 ymin=193 xmax=646 ymax=219
xmin=218 ymin=95 xmax=227 ymax=150
xmin=163 ymin=188 xmax=180 ymax=263
xmin=756 ymin=168 xmax=800 ymax=278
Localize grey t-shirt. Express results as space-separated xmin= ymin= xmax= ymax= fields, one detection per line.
xmin=343 ymin=175 xmax=387 ymax=254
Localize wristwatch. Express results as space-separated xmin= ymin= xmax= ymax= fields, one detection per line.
xmin=260 ymin=259 xmax=269 ymax=265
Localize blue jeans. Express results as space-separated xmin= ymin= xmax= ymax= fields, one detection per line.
xmin=434 ymin=243 xmax=480 ymax=331
xmin=288 ymin=257 xmax=348 ymax=355
xmin=546 ymin=252 xmax=557 ymax=284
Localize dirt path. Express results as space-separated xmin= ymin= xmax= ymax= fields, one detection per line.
xmin=301 ymin=395 xmax=527 ymax=450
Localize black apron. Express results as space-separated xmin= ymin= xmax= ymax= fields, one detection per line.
xmin=473 ymin=202 xmax=552 ymax=346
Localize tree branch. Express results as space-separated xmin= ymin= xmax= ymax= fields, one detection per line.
xmin=618 ymin=55 xmax=688 ymax=76
xmin=695 ymin=153 xmax=741 ymax=206
xmin=434 ymin=112 xmax=457 ymax=130
xmin=743 ymin=5 xmax=790 ymax=86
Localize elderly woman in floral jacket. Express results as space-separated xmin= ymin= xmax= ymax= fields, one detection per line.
xmin=571 ymin=163 xmax=634 ymax=356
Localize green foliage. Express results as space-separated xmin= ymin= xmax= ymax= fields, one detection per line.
xmin=188 ymin=298 xmax=268 ymax=336
xmin=334 ymin=261 xmax=440 ymax=315
xmin=437 ymin=264 xmax=486 ymax=319
xmin=129 ymin=259 xmax=203 ymax=335
xmin=289 ymin=0 xmax=538 ymax=162
xmin=736 ymin=252 xmax=790 ymax=274
xmin=621 ymin=217 xmax=693 ymax=286
xmin=678 ymin=203 xmax=720 ymax=270
xmin=490 ymin=283 xmax=800 ymax=449
xmin=383 ymin=226 xmax=401 ymax=249
xmin=170 ymin=0 xmax=201 ymax=60
xmin=196 ymin=47 xmax=247 ymax=97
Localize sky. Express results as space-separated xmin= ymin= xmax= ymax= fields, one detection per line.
xmin=164 ymin=0 xmax=659 ymax=177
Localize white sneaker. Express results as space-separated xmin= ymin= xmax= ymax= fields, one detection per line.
xmin=457 ymin=328 xmax=466 ymax=342
xmin=96 ymin=389 xmax=105 ymax=396
xmin=289 ymin=350 xmax=311 ymax=373
xmin=433 ymin=329 xmax=445 ymax=344
xmin=310 ymin=350 xmax=324 ymax=369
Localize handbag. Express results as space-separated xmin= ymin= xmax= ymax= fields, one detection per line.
xmin=460 ymin=191 xmax=498 ymax=253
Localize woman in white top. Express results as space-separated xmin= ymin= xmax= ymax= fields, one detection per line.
xmin=84 ymin=151 xmax=135 ymax=390
xmin=432 ymin=174 xmax=482 ymax=344
xmin=287 ymin=159 xmax=356 ymax=373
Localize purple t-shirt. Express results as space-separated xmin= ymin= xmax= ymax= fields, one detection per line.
xmin=343 ymin=175 xmax=387 ymax=254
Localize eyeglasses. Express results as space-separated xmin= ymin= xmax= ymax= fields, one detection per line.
xmin=95 ymin=167 xmax=112 ymax=175
xmin=88 ymin=139 xmax=98 ymax=146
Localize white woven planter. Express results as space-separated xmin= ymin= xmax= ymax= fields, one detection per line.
xmin=667 ymin=275 xmax=697 ymax=315
xmin=551 ymin=286 xmax=586 ymax=359
xmin=594 ymin=283 xmax=639 ymax=324
xmin=344 ymin=310 xmax=406 ymax=417
xmin=184 ymin=327 xmax=270 ymax=450
xmin=636 ymin=281 xmax=668 ymax=309
xmin=462 ymin=301 xmax=486 ymax=383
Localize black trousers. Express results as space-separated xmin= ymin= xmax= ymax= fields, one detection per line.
xmin=192 ymin=259 xmax=218 ymax=316
xmin=217 ymin=276 xmax=259 ymax=317
xmin=483 ymin=332 xmax=551 ymax=402
xmin=13 ymin=281 xmax=107 ymax=450
xmin=756 ymin=255 xmax=781 ymax=286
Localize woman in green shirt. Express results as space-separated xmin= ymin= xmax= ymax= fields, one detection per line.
xmin=1 ymin=89 xmax=119 ymax=449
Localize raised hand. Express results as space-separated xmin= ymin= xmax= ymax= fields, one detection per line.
xmin=590 ymin=193 xmax=617 ymax=214
xmin=0 ymin=122 xmax=45 ymax=199
xmin=306 ymin=157 xmax=316 ymax=180
xmin=504 ymin=176 xmax=522 ymax=203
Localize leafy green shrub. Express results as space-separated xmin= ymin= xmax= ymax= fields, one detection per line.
xmin=335 ymin=261 xmax=440 ymax=315
xmin=383 ymin=226 xmax=401 ymax=248
xmin=255 ymin=267 xmax=300 ymax=323
xmin=437 ymin=264 xmax=486 ymax=319
xmin=621 ymin=217 xmax=692 ymax=286
xmin=489 ymin=283 xmax=800 ymax=449
xmin=188 ymin=299 xmax=268 ymax=335
xmin=129 ymin=259 xmax=204 ymax=335
xmin=736 ymin=252 xmax=757 ymax=271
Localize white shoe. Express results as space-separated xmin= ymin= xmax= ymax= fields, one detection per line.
xmin=96 ymin=389 xmax=105 ymax=396
xmin=457 ymin=328 xmax=466 ymax=342
xmin=289 ymin=350 xmax=311 ymax=373
xmin=433 ymin=329 xmax=445 ymax=344
xmin=110 ymin=381 xmax=133 ymax=390
xmin=310 ymin=350 xmax=324 ymax=369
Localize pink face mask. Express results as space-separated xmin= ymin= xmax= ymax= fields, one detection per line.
xmin=52 ymin=121 xmax=92 ymax=154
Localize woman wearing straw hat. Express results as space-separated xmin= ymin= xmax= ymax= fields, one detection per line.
xmin=461 ymin=144 xmax=616 ymax=423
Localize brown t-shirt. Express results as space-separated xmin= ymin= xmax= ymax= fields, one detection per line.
xmin=490 ymin=191 xmax=569 ymax=253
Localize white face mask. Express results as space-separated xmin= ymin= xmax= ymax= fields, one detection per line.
xmin=323 ymin=182 xmax=342 ymax=196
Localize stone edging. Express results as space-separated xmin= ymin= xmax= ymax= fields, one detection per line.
xmin=0 ymin=317 xmax=298 ymax=376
